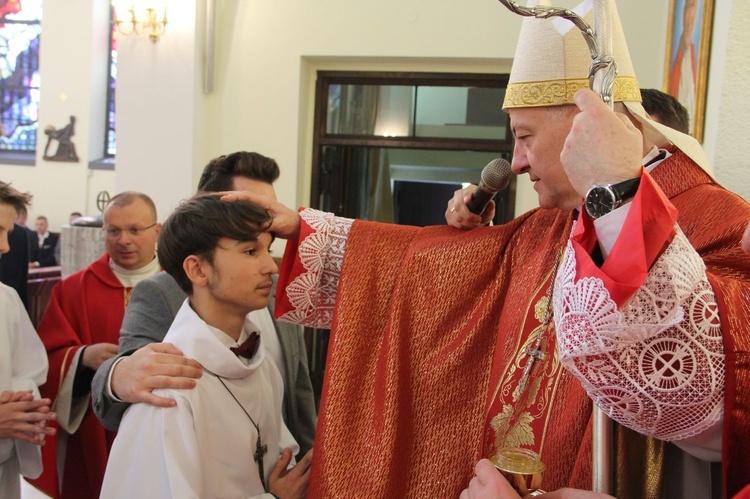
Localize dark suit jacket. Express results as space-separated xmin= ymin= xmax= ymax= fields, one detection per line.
xmin=34 ymin=232 xmax=59 ymax=267
xmin=0 ymin=223 xmax=30 ymax=309
xmin=91 ymin=272 xmax=317 ymax=456
xmin=24 ymin=226 xmax=38 ymax=264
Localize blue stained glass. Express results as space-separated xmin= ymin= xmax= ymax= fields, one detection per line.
xmin=0 ymin=0 xmax=42 ymax=152
xmin=105 ymin=6 xmax=116 ymax=157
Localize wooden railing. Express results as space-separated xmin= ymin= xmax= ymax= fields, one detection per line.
xmin=28 ymin=266 xmax=62 ymax=329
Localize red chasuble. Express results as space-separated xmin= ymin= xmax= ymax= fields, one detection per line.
xmin=29 ymin=253 xmax=130 ymax=499
xmin=277 ymin=151 xmax=750 ymax=498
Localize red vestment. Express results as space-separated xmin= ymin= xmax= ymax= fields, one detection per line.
xmin=277 ymin=151 xmax=750 ymax=498
xmin=29 ymin=253 xmax=129 ymax=499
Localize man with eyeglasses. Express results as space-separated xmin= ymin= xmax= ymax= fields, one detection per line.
xmin=29 ymin=192 xmax=161 ymax=499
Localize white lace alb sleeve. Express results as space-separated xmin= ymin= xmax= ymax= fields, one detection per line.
xmin=277 ymin=208 xmax=353 ymax=329
xmin=554 ymin=223 xmax=725 ymax=443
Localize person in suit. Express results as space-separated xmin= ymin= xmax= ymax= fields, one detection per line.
xmin=15 ymin=207 xmax=38 ymax=266
xmin=29 ymin=216 xmax=59 ymax=268
xmin=0 ymin=222 xmax=30 ymax=309
xmin=91 ymin=151 xmax=317 ymax=458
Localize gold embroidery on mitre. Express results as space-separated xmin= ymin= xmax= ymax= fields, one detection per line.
xmin=503 ymin=76 xmax=642 ymax=109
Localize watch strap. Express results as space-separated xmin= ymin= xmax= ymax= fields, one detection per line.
xmin=610 ymin=176 xmax=641 ymax=202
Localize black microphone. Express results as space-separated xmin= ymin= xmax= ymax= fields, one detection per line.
xmin=467 ymin=158 xmax=512 ymax=215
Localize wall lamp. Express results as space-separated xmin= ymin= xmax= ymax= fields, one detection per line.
xmin=113 ymin=1 xmax=168 ymax=43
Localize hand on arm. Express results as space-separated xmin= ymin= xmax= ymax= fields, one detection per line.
xmin=560 ymin=89 xmax=644 ymax=198
xmin=445 ymin=185 xmax=495 ymax=230
xmin=267 ymin=447 xmax=313 ymax=499
xmin=219 ymin=190 xmax=301 ymax=239
xmin=0 ymin=390 xmax=57 ymax=444
xmin=110 ymin=342 xmax=202 ymax=407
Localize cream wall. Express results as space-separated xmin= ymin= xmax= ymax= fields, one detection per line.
xmin=0 ymin=0 xmax=747 ymax=241
xmin=708 ymin=0 xmax=750 ymax=201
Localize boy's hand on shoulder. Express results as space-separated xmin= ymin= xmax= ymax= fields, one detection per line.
xmin=268 ymin=447 xmax=313 ymax=499
xmin=111 ymin=342 xmax=203 ymax=407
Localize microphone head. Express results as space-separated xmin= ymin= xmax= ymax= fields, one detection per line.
xmin=480 ymin=158 xmax=512 ymax=193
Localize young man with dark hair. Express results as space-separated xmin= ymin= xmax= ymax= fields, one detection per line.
xmin=91 ymin=152 xmax=317 ymax=462
xmin=0 ymin=181 xmax=56 ymax=499
xmin=102 ymin=194 xmax=310 ymax=498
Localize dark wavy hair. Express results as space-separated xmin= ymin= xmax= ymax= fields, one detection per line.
xmin=640 ymin=88 xmax=690 ymax=134
xmin=197 ymin=152 xmax=280 ymax=193
xmin=158 ymin=194 xmax=272 ymax=294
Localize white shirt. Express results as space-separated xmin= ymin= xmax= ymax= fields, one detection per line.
xmin=101 ymin=300 xmax=298 ymax=498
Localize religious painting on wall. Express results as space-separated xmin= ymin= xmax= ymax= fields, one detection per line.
xmin=663 ymin=0 xmax=714 ymax=142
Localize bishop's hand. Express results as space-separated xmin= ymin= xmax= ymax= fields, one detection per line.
xmin=219 ymin=190 xmax=301 ymax=240
xmin=560 ymin=89 xmax=643 ymax=198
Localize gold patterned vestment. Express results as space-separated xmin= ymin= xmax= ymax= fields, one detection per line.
xmin=276 ymin=151 xmax=750 ymax=498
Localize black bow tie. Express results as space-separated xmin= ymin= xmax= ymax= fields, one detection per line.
xmin=230 ymin=332 xmax=260 ymax=359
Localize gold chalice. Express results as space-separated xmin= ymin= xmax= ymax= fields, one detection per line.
xmin=491 ymin=447 xmax=546 ymax=495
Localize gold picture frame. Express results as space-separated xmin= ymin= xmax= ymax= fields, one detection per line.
xmin=663 ymin=0 xmax=714 ymax=142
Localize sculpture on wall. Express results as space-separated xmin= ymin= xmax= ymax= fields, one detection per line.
xmin=43 ymin=115 xmax=79 ymax=162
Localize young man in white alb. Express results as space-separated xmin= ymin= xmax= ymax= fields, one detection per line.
xmin=101 ymin=194 xmax=311 ymax=498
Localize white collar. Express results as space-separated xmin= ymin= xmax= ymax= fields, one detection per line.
xmin=165 ymin=300 xmax=266 ymax=380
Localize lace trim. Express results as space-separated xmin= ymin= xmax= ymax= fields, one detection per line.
xmin=278 ymin=209 xmax=353 ymax=329
xmin=554 ymin=224 xmax=725 ymax=441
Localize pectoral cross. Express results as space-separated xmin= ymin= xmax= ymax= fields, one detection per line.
xmin=254 ymin=434 xmax=268 ymax=490
xmin=513 ymin=342 xmax=548 ymax=401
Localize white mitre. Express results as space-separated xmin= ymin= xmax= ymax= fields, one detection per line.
xmin=502 ymin=0 xmax=713 ymax=177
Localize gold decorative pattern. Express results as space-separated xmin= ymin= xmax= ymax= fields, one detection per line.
xmin=490 ymin=281 xmax=563 ymax=455
xmin=503 ymin=76 xmax=641 ymax=109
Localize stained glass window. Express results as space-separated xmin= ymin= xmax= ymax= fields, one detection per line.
xmin=105 ymin=5 xmax=116 ymax=157
xmin=0 ymin=0 xmax=42 ymax=152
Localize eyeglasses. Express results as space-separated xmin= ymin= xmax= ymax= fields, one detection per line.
xmin=103 ymin=222 xmax=157 ymax=239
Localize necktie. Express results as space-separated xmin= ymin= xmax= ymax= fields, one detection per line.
xmin=230 ymin=332 xmax=260 ymax=359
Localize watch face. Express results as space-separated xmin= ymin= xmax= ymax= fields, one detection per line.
xmin=585 ymin=186 xmax=616 ymax=219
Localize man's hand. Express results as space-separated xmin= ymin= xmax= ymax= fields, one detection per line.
xmin=459 ymin=459 xmax=520 ymax=499
xmin=110 ymin=342 xmax=202 ymax=407
xmin=219 ymin=190 xmax=302 ymax=239
xmin=268 ymin=447 xmax=313 ymax=499
xmin=82 ymin=342 xmax=119 ymax=370
xmin=0 ymin=390 xmax=57 ymax=445
xmin=446 ymin=185 xmax=495 ymax=230
xmin=560 ymin=89 xmax=644 ymax=198
xmin=459 ymin=459 xmax=616 ymax=499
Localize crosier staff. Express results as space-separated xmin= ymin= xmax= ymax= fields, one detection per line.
xmin=495 ymin=0 xmax=617 ymax=494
